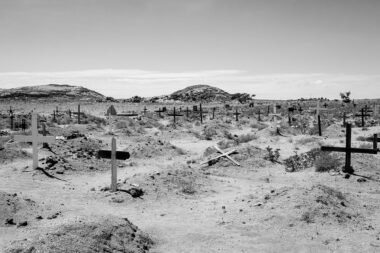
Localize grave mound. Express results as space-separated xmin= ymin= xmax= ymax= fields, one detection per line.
xmin=264 ymin=184 xmax=361 ymax=225
xmin=0 ymin=191 xmax=57 ymax=227
xmin=125 ymin=137 xmax=186 ymax=159
xmin=6 ymin=217 xmax=153 ymax=253
xmin=0 ymin=148 xmax=31 ymax=164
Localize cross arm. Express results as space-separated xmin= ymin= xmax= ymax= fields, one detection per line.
xmin=321 ymin=146 xmax=377 ymax=154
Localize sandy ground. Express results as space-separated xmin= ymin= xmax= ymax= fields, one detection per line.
xmin=0 ymin=112 xmax=380 ymax=253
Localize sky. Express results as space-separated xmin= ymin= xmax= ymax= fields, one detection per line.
xmin=0 ymin=0 xmax=379 ymax=99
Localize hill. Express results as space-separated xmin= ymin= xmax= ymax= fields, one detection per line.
xmin=0 ymin=84 xmax=109 ymax=102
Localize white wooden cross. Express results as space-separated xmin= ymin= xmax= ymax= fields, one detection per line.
xmin=201 ymin=146 xmax=240 ymax=166
xmin=310 ymin=101 xmax=330 ymax=117
xmin=14 ymin=113 xmax=56 ymax=170
xmin=268 ymin=104 xmax=282 ymax=129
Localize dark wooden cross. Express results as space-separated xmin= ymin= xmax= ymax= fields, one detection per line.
xmin=211 ymin=107 xmax=216 ymax=120
xmin=321 ymin=123 xmax=378 ymax=174
xmin=72 ymin=104 xmax=85 ymax=124
xmin=355 ymin=108 xmax=371 ymax=127
xmin=21 ymin=118 xmax=26 ymax=132
xmin=257 ymin=110 xmax=262 ymax=122
xmin=194 ymin=104 xmax=208 ymax=124
xmin=97 ymin=137 xmax=130 ymax=192
xmin=186 ymin=107 xmax=190 ymax=118
xmin=233 ymin=108 xmax=241 ymax=122
xmin=8 ymin=106 xmax=14 ymax=130
xmin=363 ymin=105 xmax=373 ymax=114
xmin=167 ymin=107 xmax=183 ymax=125
xmin=155 ymin=108 xmax=164 ymax=117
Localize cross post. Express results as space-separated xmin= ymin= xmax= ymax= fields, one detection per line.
xmin=14 ymin=113 xmax=56 ymax=169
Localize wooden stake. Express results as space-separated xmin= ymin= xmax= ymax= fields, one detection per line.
xmin=111 ymin=137 xmax=117 ymax=192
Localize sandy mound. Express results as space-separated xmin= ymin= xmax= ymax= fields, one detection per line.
xmin=0 ymin=148 xmax=31 ymax=164
xmin=324 ymin=124 xmax=345 ymax=138
xmin=0 ymin=191 xmax=59 ymax=227
xmin=263 ymin=184 xmax=361 ymax=225
xmin=6 ymin=217 xmax=153 ymax=253
xmin=124 ymin=136 xmax=186 ymax=159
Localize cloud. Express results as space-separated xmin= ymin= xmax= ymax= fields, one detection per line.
xmin=0 ymin=69 xmax=379 ymax=99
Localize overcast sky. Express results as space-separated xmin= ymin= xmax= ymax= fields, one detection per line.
xmin=0 ymin=0 xmax=379 ymax=99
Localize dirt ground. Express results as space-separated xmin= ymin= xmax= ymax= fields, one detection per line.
xmin=0 ymin=103 xmax=380 ymax=253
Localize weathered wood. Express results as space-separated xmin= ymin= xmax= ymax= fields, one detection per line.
xmin=321 ymin=123 xmax=378 ymax=174
xmin=14 ymin=113 xmax=56 ymax=169
xmin=233 ymin=109 xmax=241 ymax=122
xmin=213 ymin=146 xmax=240 ymax=166
xmin=318 ymin=115 xmax=322 ymax=136
xmin=355 ymin=108 xmax=371 ymax=127
xmin=97 ymin=150 xmax=130 ymax=160
xmin=167 ymin=107 xmax=183 ymax=125
xmin=97 ymin=138 xmax=131 ymax=192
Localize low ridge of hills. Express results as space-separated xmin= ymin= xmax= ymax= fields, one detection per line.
xmin=0 ymin=84 xmax=109 ymax=102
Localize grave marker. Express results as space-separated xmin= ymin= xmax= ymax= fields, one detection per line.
xmin=268 ymin=104 xmax=282 ymax=131
xmin=167 ymin=107 xmax=183 ymax=125
xmin=194 ymin=104 xmax=208 ymax=124
xmin=355 ymin=108 xmax=371 ymax=127
xmin=14 ymin=113 xmax=56 ymax=170
xmin=321 ymin=123 xmax=378 ymax=174
xmin=233 ymin=108 xmax=241 ymax=122
xmin=97 ymin=137 xmax=130 ymax=192
xmin=155 ymin=108 xmax=164 ymax=117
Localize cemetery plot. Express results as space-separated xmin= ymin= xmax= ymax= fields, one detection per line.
xmin=1 ymin=100 xmax=380 ymax=253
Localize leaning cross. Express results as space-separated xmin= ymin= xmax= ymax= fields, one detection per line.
xmin=321 ymin=123 xmax=378 ymax=174
xmin=14 ymin=113 xmax=56 ymax=170
xmin=201 ymin=146 xmax=240 ymax=166
xmin=97 ymin=137 xmax=130 ymax=192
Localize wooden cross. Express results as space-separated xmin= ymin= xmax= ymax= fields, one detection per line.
xmin=268 ymin=104 xmax=282 ymax=130
xmin=155 ymin=108 xmax=164 ymax=117
xmin=211 ymin=107 xmax=216 ymax=120
xmin=21 ymin=118 xmax=26 ymax=132
xmin=72 ymin=104 xmax=85 ymax=124
xmin=310 ymin=101 xmax=329 ymax=116
xmin=233 ymin=108 xmax=241 ymax=122
xmin=321 ymin=123 xmax=378 ymax=174
xmin=201 ymin=146 xmax=240 ymax=166
xmin=167 ymin=107 xmax=183 ymax=125
xmin=257 ymin=110 xmax=262 ymax=122
xmin=363 ymin=105 xmax=373 ymax=114
xmin=186 ymin=107 xmax=190 ymax=118
xmin=342 ymin=112 xmax=347 ymax=127
xmin=355 ymin=108 xmax=371 ymax=127
xmin=194 ymin=104 xmax=208 ymax=124
xmin=14 ymin=113 xmax=56 ymax=170
xmin=97 ymin=137 xmax=130 ymax=192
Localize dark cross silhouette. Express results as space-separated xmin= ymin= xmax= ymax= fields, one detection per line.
xmin=167 ymin=107 xmax=183 ymax=125
xmin=355 ymin=108 xmax=371 ymax=127
xmin=211 ymin=107 xmax=216 ymax=120
xmin=8 ymin=106 xmax=14 ymax=130
xmin=155 ymin=108 xmax=164 ymax=117
xmin=363 ymin=105 xmax=373 ymax=114
xmin=21 ymin=118 xmax=26 ymax=132
xmin=321 ymin=124 xmax=378 ymax=174
xmin=72 ymin=104 xmax=85 ymax=124
xmin=323 ymin=103 xmax=328 ymax=108
xmin=194 ymin=104 xmax=208 ymax=124
xmin=257 ymin=110 xmax=262 ymax=122
xmin=186 ymin=107 xmax=190 ymax=118
xmin=233 ymin=108 xmax=241 ymax=122
xmin=317 ymin=115 xmax=322 ymax=136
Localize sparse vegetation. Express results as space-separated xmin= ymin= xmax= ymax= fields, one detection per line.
xmin=315 ymin=152 xmax=341 ymax=172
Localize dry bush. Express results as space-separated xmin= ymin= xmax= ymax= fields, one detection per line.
xmin=315 ymin=152 xmax=341 ymax=172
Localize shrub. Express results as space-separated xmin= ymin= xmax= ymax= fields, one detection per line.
xmin=264 ymin=146 xmax=280 ymax=163
xmin=315 ymin=153 xmax=341 ymax=172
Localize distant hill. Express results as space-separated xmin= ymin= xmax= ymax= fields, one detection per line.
xmin=0 ymin=84 xmax=110 ymax=102
xmin=169 ymin=84 xmax=232 ymax=102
